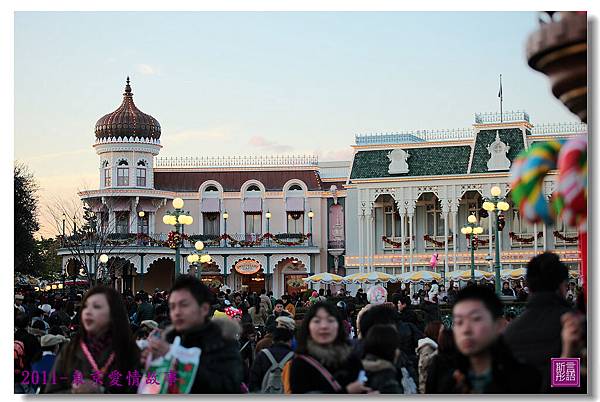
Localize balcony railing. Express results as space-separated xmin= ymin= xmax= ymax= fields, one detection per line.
xmin=530 ymin=122 xmax=587 ymax=135
xmin=155 ymin=154 xmax=318 ymax=168
xmin=474 ymin=110 xmax=530 ymax=124
xmin=355 ymin=128 xmax=474 ymax=145
xmin=60 ymin=232 xmax=315 ymax=249
xmin=327 ymin=240 xmax=345 ymax=249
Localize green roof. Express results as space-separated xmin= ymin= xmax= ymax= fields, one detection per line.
xmin=469 ymin=128 xmax=525 ymax=174
xmin=350 ymin=146 xmax=471 ymax=180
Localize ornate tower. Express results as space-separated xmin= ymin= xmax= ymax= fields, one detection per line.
xmin=94 ymin=77 xmax=162 ymax=190
xmin=81 ymin=77 xmax=165 ymax=235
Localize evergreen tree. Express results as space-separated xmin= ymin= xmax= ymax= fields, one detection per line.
xmin=14 ymin=162 xmax=41 ymax=274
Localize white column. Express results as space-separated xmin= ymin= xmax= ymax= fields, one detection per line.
xmin=408 ymin=212 xmax=414 ymax=271
xmin=488 ymin=213 xmax=493 ymax=257
xmin=543 ymin=223 xmax=548 ymax=251
xmin=358 ymin=209 xmax=364 ymax=274
xmin=534 ymin=222 xmax=538 ymax=253
xmin=304 ymin=197 xmax=309 ymax=235
xmin=240 ymin=205 xmax=245 ymax=237
xmin=149 ymin=212 xmax=155 ymax=235
xmin=108 ymin=209 xmax=116 ymax=233
xmin=365 ymin=209 xmax=372 ymax=273
xmin=400 ymin=211 xmax=406 ymax=272
xmin=451 ymin=201 xmax=458 ymax=271
xmin=442 ymin=202 xmax=449 ymax=278
xmin=370 ymin=208 xmax=376 ymax=272
xmin=199 ymin=198 xmax=204 ymax=235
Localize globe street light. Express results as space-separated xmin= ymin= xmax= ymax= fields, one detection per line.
xmin=308 ymin=210 xmax=315 ymax=246
xmin=482 ymin=186 xmax=511 ymax=295
xmin=99 ymin=254 xmax=109 ymax=285
xmin=163 ymin=198 xmax=193 ymax=284
xmin=187 ymin=241 xmax=210 ymax=280
xmin=223 ymin=211 xmax=229 ymax=247
xmin=461 ymin=214 xmax=484 ymax=282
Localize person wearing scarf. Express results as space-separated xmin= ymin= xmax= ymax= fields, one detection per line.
xmin=44 ymin=286 xmax=140 ymax=394
xmin=287 ymin=302 xmax=372 ymax=394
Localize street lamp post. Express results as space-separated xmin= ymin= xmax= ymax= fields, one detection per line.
xmin=99 ymin=253 xmax=109 ymax=286
xmin=265 ymin=211 xmax=271 ymax=246
xmin=223 ymin=211 xmax=229 ymax=247
xmin=62 ymin=213 xmax=66 ymax=245
xmin=187 ymin=241 xmax=211 ymax=281
xmin=163 ymin=198 xmax=193 ymax=284
xmin=308 ymin=210 xmax=314 ymax=246
xmin=482 ymin=186 xmax=511 ymax=295
xmin=461 ymin=215 xmax=484 ymax=281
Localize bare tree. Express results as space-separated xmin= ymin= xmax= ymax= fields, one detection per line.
xmin=46 ymin=195 xmax=139 ymax=287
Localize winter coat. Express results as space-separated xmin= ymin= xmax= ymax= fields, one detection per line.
xmin=284 ymin=303 xmax=296 ymax=318
xmin=503 ymin=291 xmax=573 ymax=392
xmin=361 ymin=355 xmax=402 ymax=393
xmin=43 ymin=336 xmax=140 ymax=393
xmin=14 ymin=328 xmax=41 ymax=373
xmin=398 ymin=307 xmax=424 ymax=332
xmin=255 ymin=333 xmax=273 ymax=354
xmin=136 ymin=302 xmax=155 ymax=324
xmin=260 ymin=295 xmax=272 ymax=311
xmin=425 ymin=337 xmax=540 ymax=394
xmin=416 ymin=337 xmax=438 ymax=394
xmin=425 ymin=352 xmax=458 ymax=394
xmin=248 ymin=307 xmax=268 ymax=327
xmin=394 ymin=319 xmax=425 ymax=372
xmin=248 ymin=342 xmax=294 ymax=392
xmin=288 ymin=341 xmax=362 ymax=393
xmin=163 ymin=317 xmax=244 ymax=393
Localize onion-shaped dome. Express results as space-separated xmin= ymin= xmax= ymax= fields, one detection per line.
xmin=95 ymin=77 xmax=161 ymax=140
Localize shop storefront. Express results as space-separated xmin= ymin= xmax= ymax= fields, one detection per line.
xmin=231 ymin=258 xmax=265 ymax=294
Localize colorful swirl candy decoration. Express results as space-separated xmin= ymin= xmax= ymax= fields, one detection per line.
xmin=366 ymin=285 xmax=388 ymax=305
xmin=557 ymin=136 xmax=587 ymax=227
xmin=510 ymin=140 xmax=564 ymax=224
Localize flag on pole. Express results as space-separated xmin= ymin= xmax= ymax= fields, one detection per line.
xmin=498 ymin=74 xmax=503 ymax=100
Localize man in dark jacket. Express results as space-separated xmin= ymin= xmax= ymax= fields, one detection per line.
xmin=134 ymin=293 xmax=155 ymax=324
xmin=430 ymin=285 xmax=540 ymax=393
xmin=248 ymin=327 xmax=294 ymax=392
xmin=265 ymin=299 xmax=292 ymax=329
xmin=394 ymin=294 xmax=424 ymax=331
xmin=503 ymin=252 xmax=574 ymax=392
xmin=147 ymin=275 xmax=243 ymax=393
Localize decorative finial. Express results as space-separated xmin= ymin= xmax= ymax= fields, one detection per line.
xmin=124 ymin=76 xmax=132 ymax=96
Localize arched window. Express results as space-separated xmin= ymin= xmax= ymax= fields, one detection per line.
xmin=117 ymin=160 xmax=129 ymax=186
xmin=103 ymin=161 xmax=111 ymax=187
xmin=136 ymin=160 xmax=146 ymax=187
xmin=247 ymin=185 xmax=261 ymax=192
xmin=289 ymin=184 xmax=302 ymax=191
xmin=205 ymin=185 xmax=218 ymax=192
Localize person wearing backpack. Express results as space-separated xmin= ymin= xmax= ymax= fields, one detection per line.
xmin=249 ymin=327 xmax=295 ymax=393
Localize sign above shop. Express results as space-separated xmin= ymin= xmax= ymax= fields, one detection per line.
xmin=234 ymin=259 xmax=262 ymax=275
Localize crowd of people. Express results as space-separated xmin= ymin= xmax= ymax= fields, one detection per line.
xmin=14 ymin=252 xmax=586 ymax=394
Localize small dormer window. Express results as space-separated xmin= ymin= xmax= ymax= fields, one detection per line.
xmin=117 ymin=160 xmax=129 ymax=186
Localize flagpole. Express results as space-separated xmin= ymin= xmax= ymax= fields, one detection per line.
xmin=499 ymin=74 xmax=503 ymax=123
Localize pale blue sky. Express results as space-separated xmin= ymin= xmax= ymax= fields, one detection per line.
xmin=14 ymin=11 xmax=580 ymax=236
